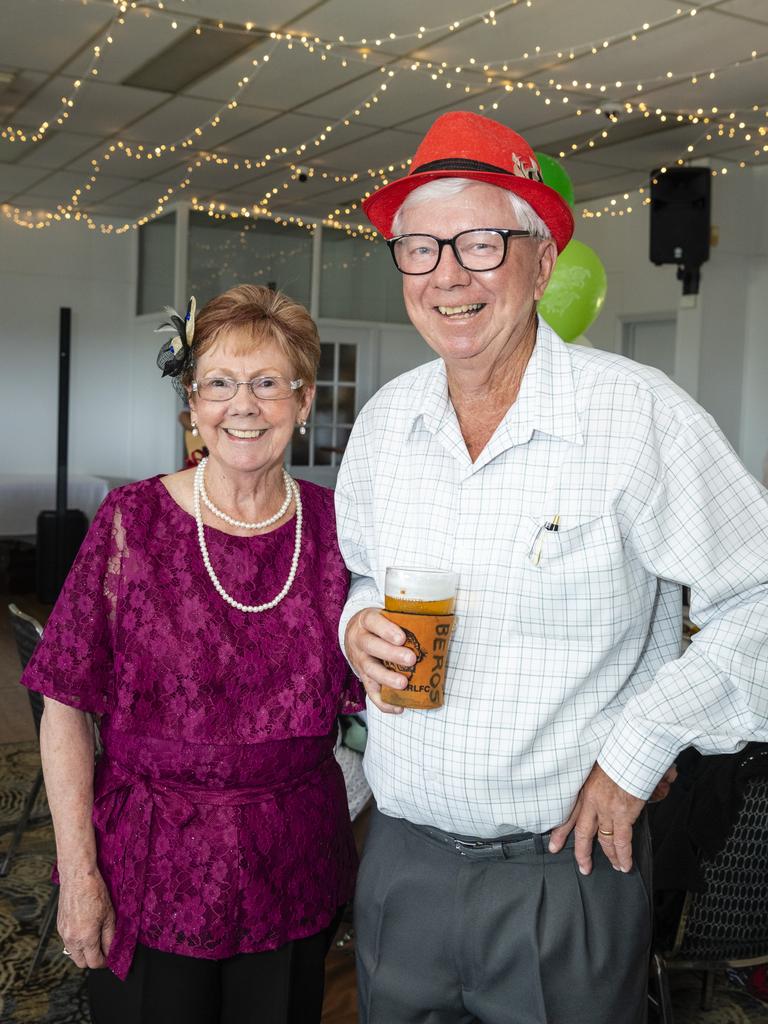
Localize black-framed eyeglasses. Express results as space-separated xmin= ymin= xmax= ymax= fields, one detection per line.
xmin=191 ymin=376 xmax=303 ymax=402
xmin=386 ymin=228 xmax=533 ymax=275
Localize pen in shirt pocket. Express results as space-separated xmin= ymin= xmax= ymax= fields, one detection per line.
xmin=528 ymin=514 xmax=560 ymax=566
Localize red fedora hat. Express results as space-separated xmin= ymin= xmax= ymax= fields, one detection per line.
xmin=362 ymin=111 xmax=574 ymax=253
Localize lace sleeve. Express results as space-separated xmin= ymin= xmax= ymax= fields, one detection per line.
xmin=21 ymin=491 xmax=125 ymax=714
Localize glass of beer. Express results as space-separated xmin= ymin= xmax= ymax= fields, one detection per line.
xmin=381 ymin=567 xmax=458 ymax=710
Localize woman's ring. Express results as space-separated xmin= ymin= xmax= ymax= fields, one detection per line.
xmin=62 ymin=948 xmax=72 ymax=956
xmin=598 ymin=828 xmax=614 ymax=836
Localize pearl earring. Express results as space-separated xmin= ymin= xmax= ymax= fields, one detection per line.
xmin=298 ymin=420 xmax=307 ymax=437
xmin=191 ymin=422 xmax=199 ymax=438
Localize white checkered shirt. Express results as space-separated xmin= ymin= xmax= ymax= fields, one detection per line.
xmin=335 ymin=321 xmax=768 ymax=837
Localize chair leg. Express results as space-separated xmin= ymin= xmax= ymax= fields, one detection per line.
xmin=652 ymin=953 xmax=675 ymax=1024
xmin=701 ymin=969 xmax=716 ymax=1010
xmin=0 ymin=769 xmax=44 ymax=877
xmin=25 ymin=885 xmax=59 ymax=985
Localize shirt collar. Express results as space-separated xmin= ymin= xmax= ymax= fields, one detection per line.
xmin=406 ymin=319 xmax=584 ymax=451
xmin=510 ymin=319 xmax=584 ymax=446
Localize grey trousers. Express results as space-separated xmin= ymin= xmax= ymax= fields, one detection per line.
xmin=355 ymin=808 xmax=652 ymax=1024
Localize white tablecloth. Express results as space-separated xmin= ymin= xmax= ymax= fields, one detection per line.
xmin=0 ymin=474 xmax=109 ymax=536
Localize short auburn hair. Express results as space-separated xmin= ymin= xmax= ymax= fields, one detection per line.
xmin=182 ymin=285 xmax=320 ymax=394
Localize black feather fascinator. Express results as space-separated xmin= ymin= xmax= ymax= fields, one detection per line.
xmin=155 ymin=296 xmax=196 ymax=398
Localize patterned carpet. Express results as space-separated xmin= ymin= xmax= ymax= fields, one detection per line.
xmin=0 ymin=742 xmax=89 ymax=1024
xmin=1 ymin=740 xmax=766 ymax=1024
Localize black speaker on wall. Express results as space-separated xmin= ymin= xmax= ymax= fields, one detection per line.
xmin=650 ymin=167 xmax=711 ymax=293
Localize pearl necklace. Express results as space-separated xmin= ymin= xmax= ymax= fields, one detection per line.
xmin=193 ymin=457 xmax=302 ymax=613
xmin=200 ymin=466 xmax=292 ymax=530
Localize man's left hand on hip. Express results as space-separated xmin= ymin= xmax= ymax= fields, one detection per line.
xmin=547 ymin=762 xmax=652 ymax=875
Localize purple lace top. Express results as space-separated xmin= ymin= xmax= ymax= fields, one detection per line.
xmin=22 ymin=476 xmax=364 ymax=979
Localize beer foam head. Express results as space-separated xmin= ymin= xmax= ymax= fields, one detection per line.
xmin=385 ymin=567 xmax=458 ymax=601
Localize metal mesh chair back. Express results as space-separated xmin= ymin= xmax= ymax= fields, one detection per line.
xmin=8 ymin=603 xmax=44 ymax=736
xmin=677 ymin=772 xmax=768 ymax=961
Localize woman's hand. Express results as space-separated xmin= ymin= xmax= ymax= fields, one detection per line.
xmin=58 ymin=868 xmax=115 ymax=969
xmin=345 ymin=608 xmax=416 ymax=714
xmin=40 ymin=699 xmax=111 ymax=969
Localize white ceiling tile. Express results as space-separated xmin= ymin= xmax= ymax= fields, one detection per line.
xmin=300 ymin=65 xmax=486 ymax=125
xmin=720 ymin=0 xmax=768 ymax=24
xmin=160 ymin=0 xmax=315 ymax=29
xmin=297 ymin=0 xmax=475 ymax=42
xmin=11 ymin=76 xmax=168 ymax=136
xmin=66 ymin=144 xmax=191 ymax=181
xmin=0 ymin=0 xmax=111 ymax=73
xmin=307 ymin=127 xmax=423 ymax=176
xmin=215 ymin=110 xmax=370 ymax=161
xmin=121 ymin=95 xmax=223 ymax=144
xmin=99 ymin=179 xmax=180 ymax=208
xmin=0 ymin=164 xmax=50 ymax=198
xmin=61 ymin=11 xmax=201 ymax=85
xmin=15 ymin=131 xmax=104 ymax=170
xmin=197 ymin=43 xmax=388 ymax=113
xmin=181 ymin=42 xmax=270 ymax=103
xmin=545 ymin=9 xmax=768 ymax=95
xmin=8 ymin=167 xmax=100 ymax=199
xmin=0 ymin=71 xmax=49 ymax=124
xmin=416 ymin=0 xmax=675 ymax=67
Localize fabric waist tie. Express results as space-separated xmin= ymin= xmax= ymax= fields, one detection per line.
xmin=91 ymin=754 xmax=334 ymax=980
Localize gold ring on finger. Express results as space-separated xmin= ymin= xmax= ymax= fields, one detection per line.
xmin=598 ymin=828 xmax=614 ymax=836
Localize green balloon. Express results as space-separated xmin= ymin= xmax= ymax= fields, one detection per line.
xmin=539 ymin=239 xmax=607 ymax=342
xmin=535 ymin=151 xmax=575 ymax=206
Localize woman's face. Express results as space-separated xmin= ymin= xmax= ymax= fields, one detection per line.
xmin=189 ymin=328 xmax=314 ymax=480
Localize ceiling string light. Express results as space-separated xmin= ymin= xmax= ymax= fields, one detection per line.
xmin=0 ymin=5 xmax=131 ymax=144
xmin=18 ymin=2 xmax=760 ymax=220
xmin=3 ymin=0 xmax=731 ymax=151
xmin=3 ymin=2 xmax=767 ymax=234
xmin=52 ymin=68 xmax=402 ymax=235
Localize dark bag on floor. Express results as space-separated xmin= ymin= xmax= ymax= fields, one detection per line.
xmin=36 ymin=509 xmax=88 ymax=603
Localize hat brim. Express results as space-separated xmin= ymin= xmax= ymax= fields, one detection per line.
xmin=363 ymin=169 xmax=574 ymax=253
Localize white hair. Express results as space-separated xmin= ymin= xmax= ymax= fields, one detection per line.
xmin=391 ymin=177 xmax=551 ymax=239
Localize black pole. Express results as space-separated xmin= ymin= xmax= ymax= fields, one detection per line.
xmin=56 ymin=307 xmax=71 ymax=586
xmin=36 ymin=307 xmax=87 ymax=603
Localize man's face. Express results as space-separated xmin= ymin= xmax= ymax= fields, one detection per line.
xmin=398 ymin=182 xmax=556 ymax=368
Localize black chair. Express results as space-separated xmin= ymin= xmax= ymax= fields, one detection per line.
xmin=1 ymin=604 xmax=46 ymax=877
xmin=4 ymin=603 xmax=61 ymax=982
xmin=651 ymin=748 xmax=768 ymax=1022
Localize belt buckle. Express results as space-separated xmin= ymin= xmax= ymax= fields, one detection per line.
xmin=453 ymin=837 xmax=488 ymax=854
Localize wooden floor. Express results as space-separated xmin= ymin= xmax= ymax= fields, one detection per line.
xmin=1 ymin=593 xmax=47 ymax=744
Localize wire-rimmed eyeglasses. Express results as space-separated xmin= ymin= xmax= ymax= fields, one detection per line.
xmin=386 ymin=228 xmax=533 ymax=275
xmin=191 ymin=376 xmax=303 ymax=402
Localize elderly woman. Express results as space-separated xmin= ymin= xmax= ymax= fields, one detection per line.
xmin=22 ymin=285 xmax=364 ymax=1024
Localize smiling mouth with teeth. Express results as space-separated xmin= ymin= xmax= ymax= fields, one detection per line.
xmin=436 ymin=303 xmax=485 ymax=317
xmin=225 ymin=428 xmax=268 ymax=439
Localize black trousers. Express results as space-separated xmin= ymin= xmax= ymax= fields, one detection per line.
xmin=88 ymin=911 xmax=342 ymax=1024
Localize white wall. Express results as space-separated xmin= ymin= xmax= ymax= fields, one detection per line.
xmin=573 ymin=206 xmax=680 ymax=358
xmin=0 ymin=215 xmax=182 ymax=485
xmin=0 ymin=215 xmax=136 ymax=480
xmin=577 ymin=164 xmax=768 ymax=478
xmin=739 ymin=166 xmax=768 ymax=484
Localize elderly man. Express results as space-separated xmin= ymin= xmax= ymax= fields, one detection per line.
xmin=335 ymin=112 xmax=768 ymax=1024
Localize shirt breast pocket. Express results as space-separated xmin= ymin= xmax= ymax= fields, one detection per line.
xmin=513 ymin=512 xmax=624 ymax=641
